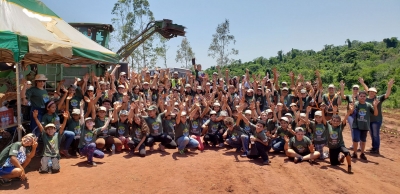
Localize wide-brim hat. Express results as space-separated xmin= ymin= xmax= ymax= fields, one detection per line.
xmin=34 ymin=74 xmax=48 ymax=81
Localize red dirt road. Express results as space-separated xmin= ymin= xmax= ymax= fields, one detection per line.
xmin=2 ymin=110 xmax=400 ymax=194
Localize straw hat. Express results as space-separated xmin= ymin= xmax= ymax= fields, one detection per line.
xmin=34 ymin=74 xmax=48 ymax=81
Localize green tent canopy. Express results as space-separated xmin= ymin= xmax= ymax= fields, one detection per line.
xmin=0 ymin=0 xmax=119 ymax=65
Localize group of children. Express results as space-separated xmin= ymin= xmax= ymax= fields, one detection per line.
xmin=0 ymin=64 xmax=394 ymax=186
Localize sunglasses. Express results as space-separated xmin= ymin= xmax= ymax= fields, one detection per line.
xmin=353 ymin=88 xmax=359 ymax=90
xmin=37 ymin=80 xmax=46 ymax=83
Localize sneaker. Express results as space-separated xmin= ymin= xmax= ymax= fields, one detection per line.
xmin=263 ymin=160 xmax=271 ymax=165
xmin=323 ymin=152 xmax=329 ymax=159
xmin=370 ymin=149 xmax=380 ymax=154
xmin=367 ymin=148 xmax=375 ymax=152
xmin=240 ymin=152 xmax=247 ymax=157
xmin=351 ymin=152 xmax=358 ymax=159
xmin=339 ymin=155 xmax=345 ymax=163
xmin=294 ymin=157 xmax=303 ymax=164
xmin=0 ymin=178 xmax=11 ymax=187
xmin=360 ymin=153 xmax=367 ymax=160
xmin=219 ymin=143 xmax=224 ymax=147
xmin=87 ymin=161 xmax=97 ymax=166
xmin=178 ymin=150 xmax=185 ymax=155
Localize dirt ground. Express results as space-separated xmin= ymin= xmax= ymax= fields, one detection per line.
xmin=2 ymin=108 xmax=400 ymax=194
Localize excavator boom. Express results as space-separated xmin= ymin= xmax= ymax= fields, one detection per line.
xmin=117 ymin=19 xmax=185 ymax=60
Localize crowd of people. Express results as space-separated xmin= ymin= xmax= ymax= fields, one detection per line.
xmin=0 ymin=63 xmax=395 ymax=186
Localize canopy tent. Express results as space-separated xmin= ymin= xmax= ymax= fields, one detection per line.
xmin=0 ymin=0 xmax=120 ymax=140
xmin=0 ymin=0 xmax=119 ymax=65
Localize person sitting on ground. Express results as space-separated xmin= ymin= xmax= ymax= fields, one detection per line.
xmin=128 ymin=114 xmax=149 ymax=157
xmin=33 ymin=110 xmax=69 ymax=173
xmin=223 ymin=117 xmax=245 ymax=154
xmin=0 ymin=134 xmax=38 ymax=186
xmin=284 ymin=127 xmax=320 ymax=163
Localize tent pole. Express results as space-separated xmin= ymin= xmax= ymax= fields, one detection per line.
xmin=16 ymin=62 xmax=22 ymax=141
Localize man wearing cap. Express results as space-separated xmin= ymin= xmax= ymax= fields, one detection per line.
xmin=280 ymin=87 xmax=295 ymax=116
xmin=171 ymin=71 xmax=181 ymax=88
xmin=21 ymin=74 xmax=50 ymax=137
xmin=296 ymin=89 xmax=312 ymax=113
xmin=361 ymin=78 xmax=395 ymax=154
xmin=114 ymin=71 xmax=129 ymax=89
xmin=322 ymin=84 xmax=342 ymax=121
xmin=284 ymin=127 xmax=320 ymax=163
xmin=143 ymin=105 xmax=177 ymax=151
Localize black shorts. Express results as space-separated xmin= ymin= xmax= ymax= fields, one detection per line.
xmin=329 ymin=146 xmax=350 ymax=165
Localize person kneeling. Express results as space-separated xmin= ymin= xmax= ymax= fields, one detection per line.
xmin=33 ymin=110 xmax=69 ymax=173
xmin=0 ymin=134 xmax=37 ymax=186
xmin=285 ymin=127 xmax=320 ymax=163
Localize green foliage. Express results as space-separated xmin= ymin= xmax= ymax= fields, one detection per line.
xmin=205 ymin=38 xmax=400 ymax=108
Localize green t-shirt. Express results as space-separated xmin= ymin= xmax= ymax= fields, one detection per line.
xmin=41 ymin=131 xmax=62 ymax=158
xmin=327 ymin=122 xmax=345 ymax=149
xmin=95 ymin=117 xmax=110 ymax=137
xmin=226 ymin=125 xmax=245 ymax=139
xmin=344 ymin=95 xmax=358 ymax=110
xmin=189 ymin=118 xmax=202 ymax=136
xmin=78 ymin=128 xmax=101 ymax=148
xmin=67 ymin=118 xmax=82 ymax=137
xmin=250 ymin=123 xmax=269 ymax=143
xmin=163 ymin=118 xmax=176 ymax=138
xmin=266 ymin=119 xmax=276 ymax=132
xmin=175 ymin=121 xmax=190 ymax=139
xmin=322 ymin=93 xmax=339 ymax=113
xmin=275 ymin=126 xmax=294 ymax=139
xmin=131 ymin=122 xmax=147 ymax=141
xmin=26 ymin=87 xmax=49 ymax=108
xmin=366 ymin=95 xmax=385 ymax=122
xmin=352 ymin=102 xmax=374 ymax=131
xmin=289 ymin=136 xmax=312 ymax=154
xmin=0 ymin=142 xmax=32 ymax=167
xmin=68 ymin=95 xmax=83 ymax=112
xmin=313 ymin=123 xmax=328 ymax=145
xmin=41 ymin=113 xmax=61 ymax=130
xmin=115 ymin=120 xmax=129 ymax=137
xmin=240 ymin=120 xmax=256 ymax=135
xmin=143 ymin=112 xmax=165 ymax=136
xmin=204 ymin=119 xmax=221 ymax=134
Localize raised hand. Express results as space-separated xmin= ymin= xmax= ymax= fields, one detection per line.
xmin=32 ymin=110 xmax=38 ymax=119
xmin=306 ymin=106 xmax=312 ymax=113
xmin=340 ymin=80 xmax=345 ymax=88
xmin=284 ymin=135 xmax=289 ymax=142
xmin=388 ymin=78 xmax=395 ymax=87
xmin=333 ymin=105 xmax=338 ymax=113
xmin=63 ymin=111 xmax=69 ymax=118
xmin=358 ymin=77 xmax=364 ymax=84
xmin=373 ymin=99 xmax=380 ymax=107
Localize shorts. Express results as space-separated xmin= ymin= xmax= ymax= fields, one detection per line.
xmin=329 ymin=146 xmax=350 ymax=165
xmin=0 ymin=166 xmax=14 ymax=176
xmin=352 ymin=128 xmax=368 ymax=142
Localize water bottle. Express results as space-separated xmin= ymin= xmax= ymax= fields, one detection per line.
xmin=48 ymin=158 xmax=53 ymax=167
xmin=55 ymin=116 xmax=61 ymax=130
xmin=111 ymin=144 xmax=115 ymax=155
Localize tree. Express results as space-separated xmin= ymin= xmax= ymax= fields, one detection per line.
xmin=208 ymin=19 xmax=238 ymax=66
xmin=176 ymin=38 xmax=195 ymax=69
xmin=154 ymin=34 xmax=169 ymax=68
xmin=111 ymin=0 xmax=156 ymax=70
xmin=346 ymin=39 xmax=352 ymax=48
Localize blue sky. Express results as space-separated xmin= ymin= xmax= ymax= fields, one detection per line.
xmin=41 ymin=0 xmax=400 ymax=69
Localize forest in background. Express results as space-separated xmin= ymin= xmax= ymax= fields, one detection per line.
xmin=204 ymin=38 xmax=400 ymax=108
